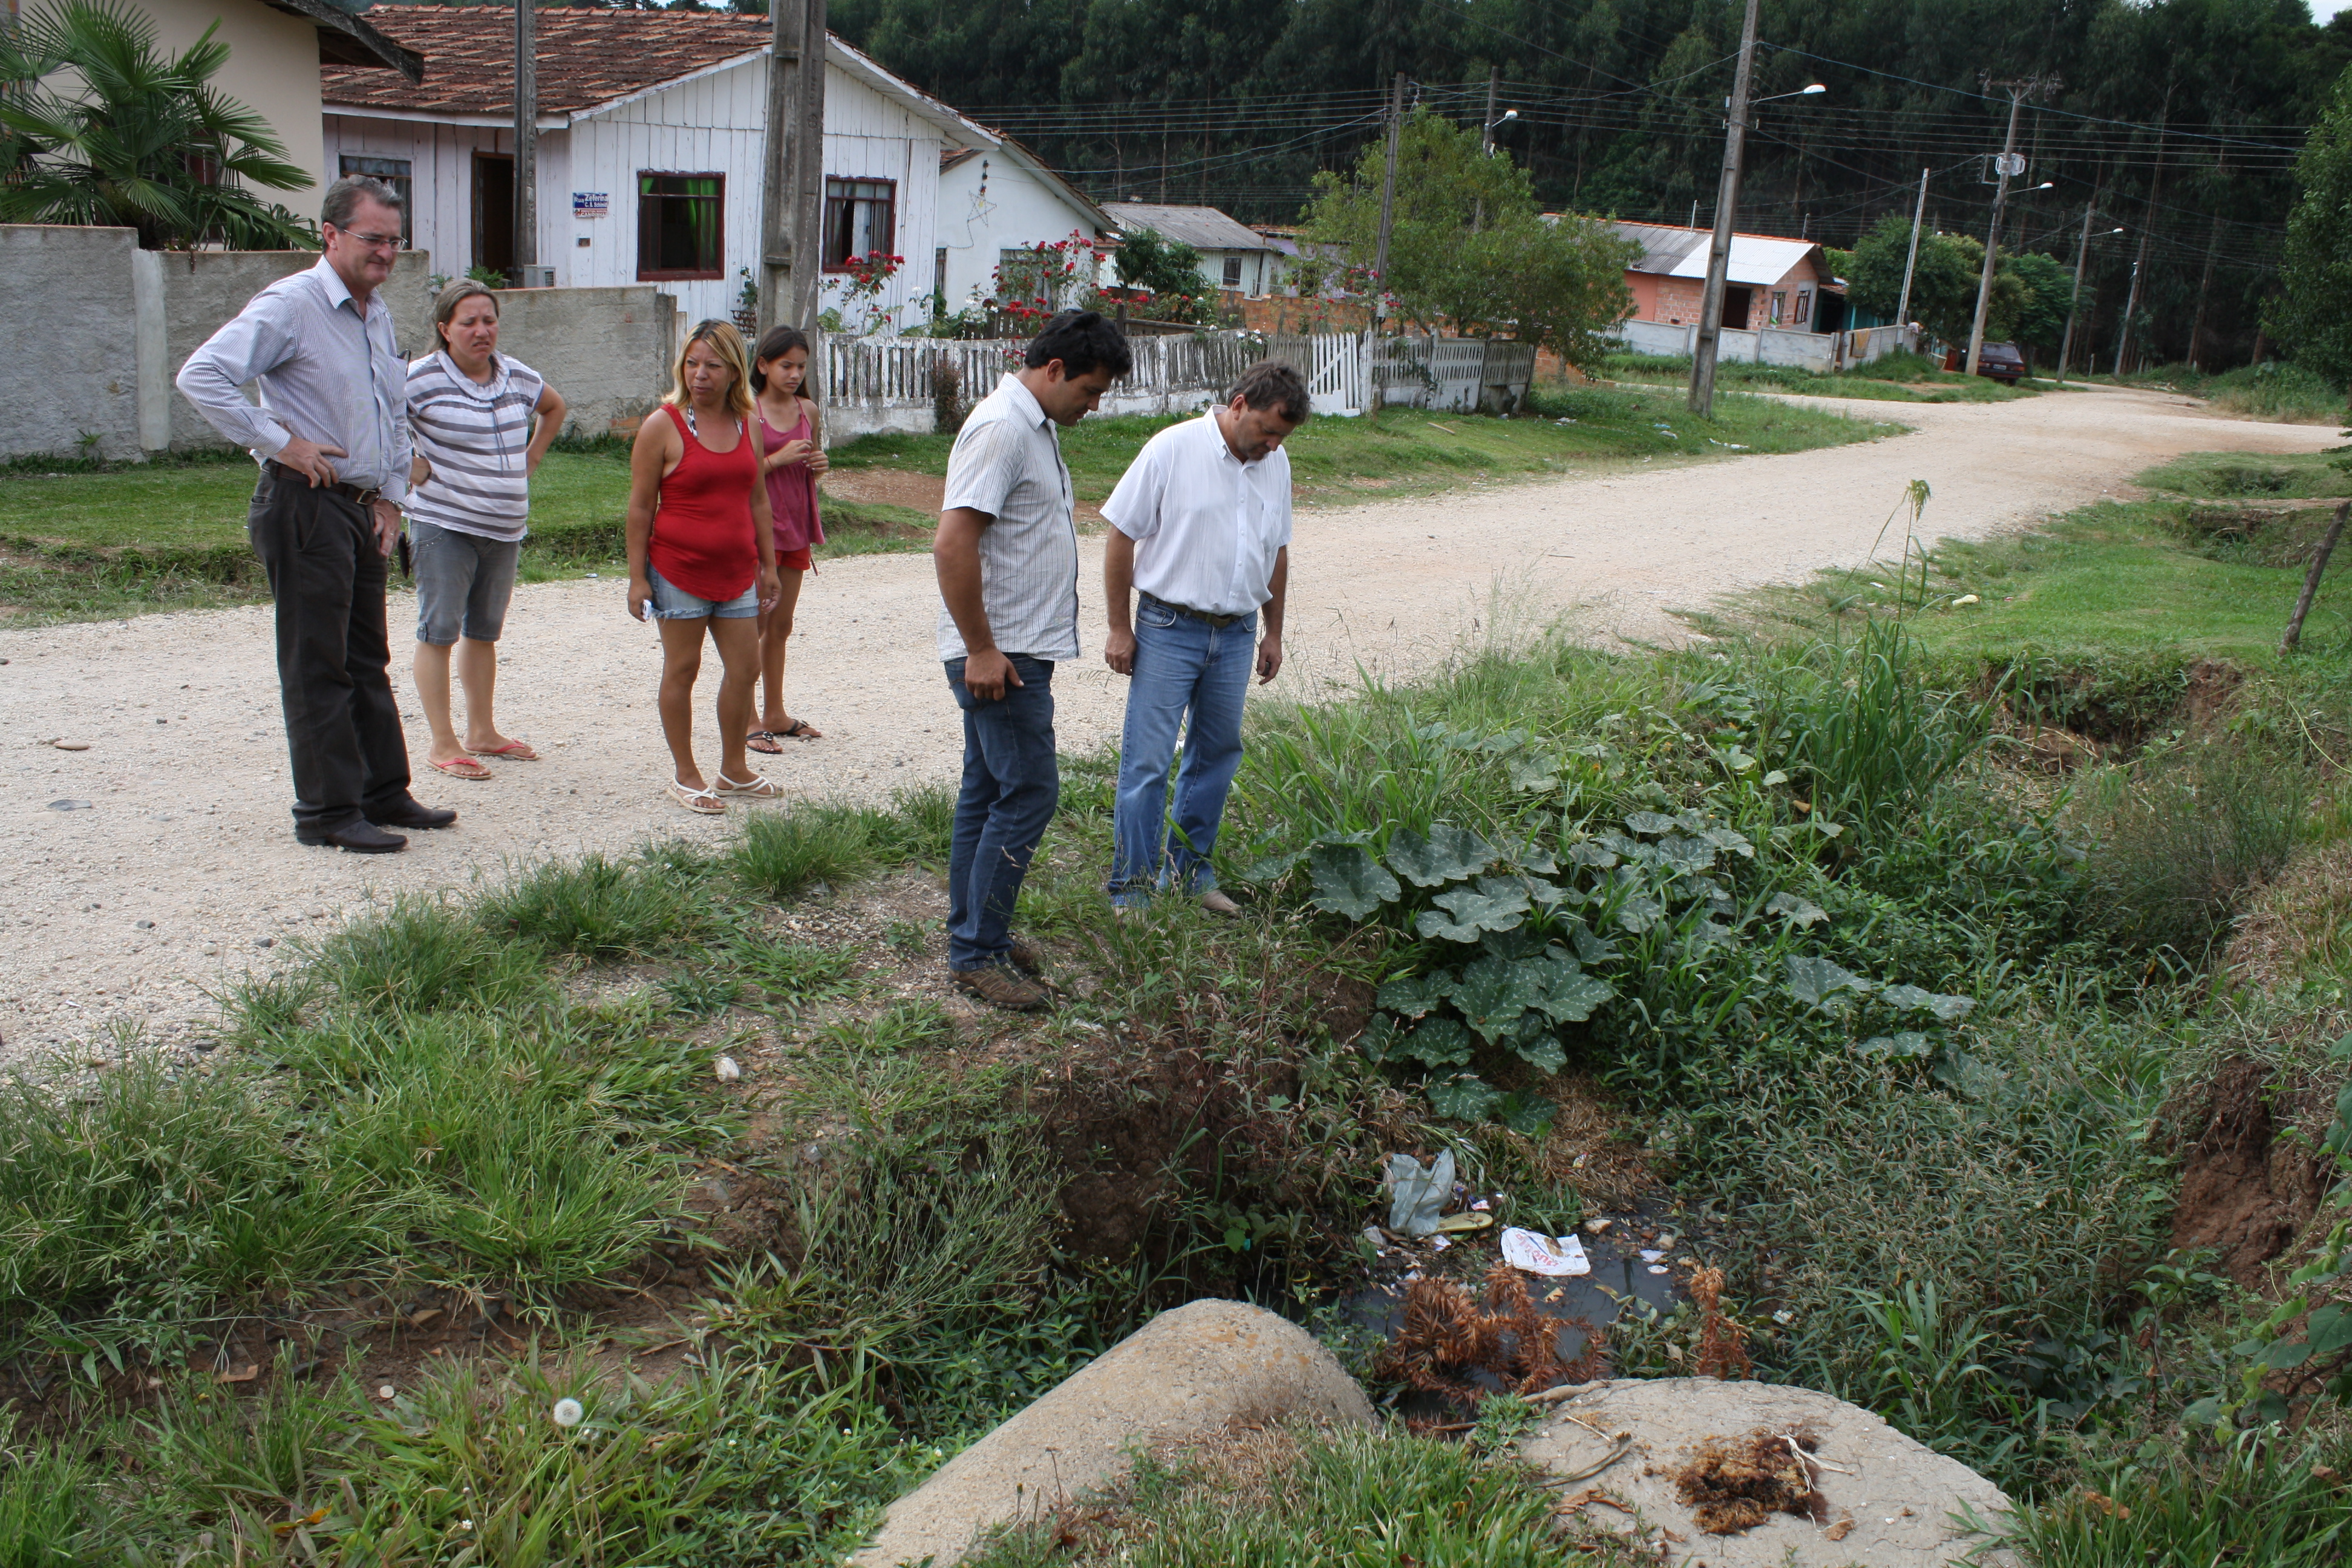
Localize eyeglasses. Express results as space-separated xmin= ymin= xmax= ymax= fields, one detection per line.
xmin=335 ymin=228 xmax=405 ymax=252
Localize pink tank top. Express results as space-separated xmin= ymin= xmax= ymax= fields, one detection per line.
xmin=759 ymin=403 xmax=825 ymax=555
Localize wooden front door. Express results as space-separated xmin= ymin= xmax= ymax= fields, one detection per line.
xmin=473 ymin=152 xmax=515 ymax=282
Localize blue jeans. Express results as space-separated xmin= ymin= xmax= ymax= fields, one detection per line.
xmin=944 ymin=654 xmax=1059 ymax=970
xmin=1110 ymin=600 xmax=1255 ymax=905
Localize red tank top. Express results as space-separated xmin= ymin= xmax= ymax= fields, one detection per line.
xmin=648 ymin=403 xmax=759 ymax=601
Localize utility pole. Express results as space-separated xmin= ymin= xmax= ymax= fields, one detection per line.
xmin=1965 ymin=78 xmax=2050 ymax=377
xmin=792 ymin=0 xmax=827 ymax=333
xmin=1688 ymin=0 xmax=1760 ymax=419
xmin=1894 ymin=166 xmax=1927 ymax=340
xmin=2186 ymin=156 xmax=2226 ymax=372
xmin=1373 ymin=70 xmax=1404 ymax=328
xmin=1480 ymin=65 xmax=1499 ymax=154
xmin=513 ymin=0 xmax=535 ymax=284
xmin=2112 ymin=86 xmax=2171 ymax=379
xmin=2057 ymin=198 xmax=2096 ymax=384
xmin=757 ymin=0 xmax=826 ymax=335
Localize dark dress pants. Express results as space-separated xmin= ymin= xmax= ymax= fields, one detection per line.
xmin=246 ymin=469 xmax=413 ymax=832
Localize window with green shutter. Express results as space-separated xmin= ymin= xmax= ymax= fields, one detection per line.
xmin=637 ymin=172 xmax=724 ymax=281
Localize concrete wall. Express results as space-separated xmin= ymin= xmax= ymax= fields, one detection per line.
xmin=0 ymin=226 xmax=146 ymax=462
xmin=158 ymin=249 xmax=436 ymax=452
xmin=480 ymin=285 xmax=677 ymax=437
xmin=1610 ymin=317 xmax=1916 ymax=374
xmin=131 ymin=0 xmax=330 ymax=195
xmin=0 ymin=227 xmax=436 ymax=461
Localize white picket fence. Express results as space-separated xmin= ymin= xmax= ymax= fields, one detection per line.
xmin=822 ymin=328 xmax=1541 ymax=439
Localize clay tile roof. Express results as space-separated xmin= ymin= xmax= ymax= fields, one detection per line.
xmin=322 ymin=5 xmax=770 ymax=117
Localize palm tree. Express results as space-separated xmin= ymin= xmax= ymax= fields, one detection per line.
xmin=0 ymin=0 xmax=316 ymax=249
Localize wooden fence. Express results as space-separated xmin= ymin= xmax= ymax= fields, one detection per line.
xmin=822 ymin=328 xmax=1540 ymax=438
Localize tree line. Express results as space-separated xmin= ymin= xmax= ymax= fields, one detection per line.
xmin=825 ymin=0 xmax=2352 ymax=374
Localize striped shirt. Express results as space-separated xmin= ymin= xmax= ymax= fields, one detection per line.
xmin=402 ymin=351 xmax=547 ymax=542
xmin=937 ymin=373 xmax=1080 ymax=661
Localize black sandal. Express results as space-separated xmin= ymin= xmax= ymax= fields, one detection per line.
xmin=746 ymin=730 xmax=785 ymax=755
xmin=775 ymin=717 xmax=823 ymax=740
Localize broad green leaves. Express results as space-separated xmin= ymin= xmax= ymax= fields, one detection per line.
xmin=1388 ymin=824 xmax=1495 ymax=887
xmin=1416 ymin=878 xmax=1532 ymax=942
xmin=1307 ymin=842 xmax=1398 ymax=919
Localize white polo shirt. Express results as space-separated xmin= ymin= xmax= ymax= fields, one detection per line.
xmin=1101 ymin=410 xmax=1292 ymax=618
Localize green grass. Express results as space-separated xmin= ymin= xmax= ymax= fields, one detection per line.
xmin=2136 ymin=448 xmax=2352 ymax=500
xmin=965 ymin=1415 xmax=1607 ymax=1567
xmin=1759 ymin=499 xmax=2352 ymax=668
xmin=1601 ymin=347 xmax=2038 ymax=403
xmin=2098 ymin=360 xmax=2350 ymax=424
xmin=830 ymin=383 xmax=1892 ymax=506
xmin=0 ymin=446 xmax=934 ymax=624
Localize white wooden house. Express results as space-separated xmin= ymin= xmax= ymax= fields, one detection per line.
xmin=320 ymin=7 xmax=996 ymax=330
xmin=1101 ymin=202 xmax=1290 ymax=298
xmin=935 ymin=139 xmax=1112 ymax=312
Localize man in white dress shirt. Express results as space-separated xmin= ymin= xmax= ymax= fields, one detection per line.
xmin=1100 ymin=361 xmax=1307 ymax=912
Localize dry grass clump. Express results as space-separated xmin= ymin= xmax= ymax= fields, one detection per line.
xmin=1373 ymin=1258 xmax=1607 ymax=1409
xmin=2227 ymin=840 xmax=2352 ymax=990
xmin=1667 ymin=1425 xmax=1827 ymax=1534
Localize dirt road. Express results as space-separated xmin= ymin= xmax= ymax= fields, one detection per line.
xmin=2 ymin=384 xmax=2337 ymax=1064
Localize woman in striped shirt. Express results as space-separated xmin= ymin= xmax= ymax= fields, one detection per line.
xmin=402 ymin=281 xmax=567 ymax=782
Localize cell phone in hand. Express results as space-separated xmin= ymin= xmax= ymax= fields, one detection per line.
xmin=396 ymin=531 xmax=412 ymax=580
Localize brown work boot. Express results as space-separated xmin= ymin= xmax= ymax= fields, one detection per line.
xmin=952 ymin=958 xmax=1051 ymax=1012
xmin=1197 ymin=889 xmax=1242 ymax=916
xmin=1006 ymin=936 xmax=1044 ymax=975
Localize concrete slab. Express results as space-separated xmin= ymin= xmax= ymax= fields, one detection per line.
xmin=1521 ymin=1378 xmax=2018 ymax=1567
xmin=849 ymin=1298 xmax=1374 ymax=1567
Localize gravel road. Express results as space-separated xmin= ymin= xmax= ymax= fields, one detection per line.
xmin=2 ymin=384 xmax=2338 ymax=1065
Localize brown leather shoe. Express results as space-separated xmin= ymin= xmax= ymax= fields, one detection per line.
xmin=952 ymin=959 xmax=1051 ymax=1011
xmin=1007 ymin=936 xmax=1043 ymax=974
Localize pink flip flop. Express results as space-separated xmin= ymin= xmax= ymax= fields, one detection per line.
xmin=468 ymin=739 xmax=540 ymax=762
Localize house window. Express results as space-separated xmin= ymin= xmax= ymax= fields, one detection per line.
xmin=1221 ymin=255 xmax=1243 ymax=289
xmin=636 ymin=172 xmax=724 ymax=281
xmin=823 ymin=178 xmax=897 ymax=270
xmin=340 ymin=155 xmax=413 ymax=245
xmin=1771 ymin=290 xmax=1788 ymax=325
xmin=1794 ymin=287 xmax=1812 ymax=325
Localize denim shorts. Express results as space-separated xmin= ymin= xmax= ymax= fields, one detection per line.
xmin=646 ymin=563 xmax=758 ymax=620
xmin=411 ymin=518 xmax=521 ymax=645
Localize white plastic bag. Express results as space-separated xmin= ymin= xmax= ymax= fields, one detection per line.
xmin=1383 ymin=1150 xmax=1455 ymax=1237
xmin=1500 ymin=1227 xmax=1591 ymax=1277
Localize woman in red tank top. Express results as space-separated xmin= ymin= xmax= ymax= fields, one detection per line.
xmin=625 ymin=320 xmax=783 ymax=814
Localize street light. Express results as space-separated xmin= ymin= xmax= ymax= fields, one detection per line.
xmin=1690 ymin=1 xmax=1828 ymax=417
xmin=2056 ymin=217 xmax=2126 ymax=385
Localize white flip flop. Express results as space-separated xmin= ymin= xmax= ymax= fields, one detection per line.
xmin=667 ymin=774 xmax=725 ymax=814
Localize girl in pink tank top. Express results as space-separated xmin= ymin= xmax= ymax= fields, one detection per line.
xmin=747 ymin=326 xmax=829 ymax=751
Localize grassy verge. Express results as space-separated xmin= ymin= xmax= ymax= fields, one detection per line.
xmin=0 ymin=443 xmax=934 ymax=625
xmin=831 ymin=382 xmax=1892 ymax=508
xmin=1 ymin=389 xmax=1885 ymax=624
xmin=1600 ymin=347 xmax=2039 ymax=403
xmin=2092 ymin=361 xmax=2351 ymax=424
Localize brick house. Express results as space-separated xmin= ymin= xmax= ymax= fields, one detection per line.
xmin=1609 ymin=221 xmax=1830 ymax=333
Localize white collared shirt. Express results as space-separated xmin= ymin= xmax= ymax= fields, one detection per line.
xmin=1101 ymin=410 xmax=1292 ymax=618
xmin=938 ymin=373 xmax=1080 ymax=661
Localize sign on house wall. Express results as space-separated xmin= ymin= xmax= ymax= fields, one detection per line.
xmin=573 ymin=192 xmax=608 ymax=220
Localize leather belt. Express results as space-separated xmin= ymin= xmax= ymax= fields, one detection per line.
xmin=266 ymin=461 xmax=382 ymax=509
xmin=1142 ymin=591 xmax=1248 ymax=630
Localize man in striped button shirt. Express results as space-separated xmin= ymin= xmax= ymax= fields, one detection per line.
xmin=933 ymin=311 xmax=1133 ymax=1010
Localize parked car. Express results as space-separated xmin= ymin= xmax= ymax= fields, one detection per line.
xmin=1975 ymin=341 xmax=2026 ymax=385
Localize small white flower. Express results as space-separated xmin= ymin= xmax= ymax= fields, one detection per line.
xmin=460 ymin=1520 xmax=474 ymax=1530
xmin=552 ymin=1397 xmax=584 ymax=1428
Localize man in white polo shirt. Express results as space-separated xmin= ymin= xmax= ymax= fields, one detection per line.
xmin=1101 ymin=361 xmax=1307 ymax=912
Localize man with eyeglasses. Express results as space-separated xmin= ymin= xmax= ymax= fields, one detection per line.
xmin=178 ymin=175 xmax=456 ymax=853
